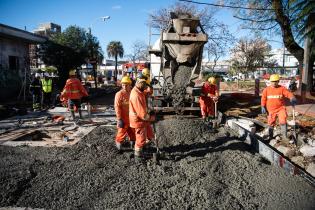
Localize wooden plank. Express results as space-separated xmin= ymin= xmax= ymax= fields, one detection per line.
xmin=153 ymin=107 xmax=200 ymax=112
xmin=0 ymin=129 xmax=38 ymax=144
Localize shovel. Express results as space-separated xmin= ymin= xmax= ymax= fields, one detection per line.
xmin=290 ymin=107 xmax=298 ymax=145
xmin=213 ymin=100 xmax=218 ymax=128
xmin=152 ymin=121 xmax=161 ymax=164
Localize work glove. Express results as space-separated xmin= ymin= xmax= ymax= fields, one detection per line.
xmin=149 ymin=114 xmax=156 ymax=122
xmin=290 ymin=97 xmax=297 ymax=107
xmin=261 ymin=106 xmax=267 ymax=114
xmin=117 ymin=119 xmax=124 ymax=128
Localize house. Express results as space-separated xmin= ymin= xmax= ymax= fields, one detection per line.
xmin=0 ymin=23 xmax=47 ymax=101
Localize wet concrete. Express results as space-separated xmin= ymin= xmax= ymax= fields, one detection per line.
xmin=0 ymin=117 xmax=314 ymax=209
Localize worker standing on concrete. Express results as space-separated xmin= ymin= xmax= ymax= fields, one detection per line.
xmin=30 ymin=73 xmax=42 ymax=111
xmin=129 ymin=74 xmax=155 ymax=160
xmin=141 ymin=69 xmax=155 ymax=147
xmin=41 ymin=72 xmax=53 ymax=109
xmin=61 ymin=70 xmax=88 ymax=121
xmin=114 ymin=76 xmax=136 ymax=151
xmin=199 ymin=76 xmax=219 ymax=121
xmin=261 ymin=74 xmax=297 ymax=142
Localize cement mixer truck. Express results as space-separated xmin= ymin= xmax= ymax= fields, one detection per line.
xmin=149 ymin=13 xmax=208 ymax=113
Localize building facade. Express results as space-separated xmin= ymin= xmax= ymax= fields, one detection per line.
xmin=0 ymin=23 xmax=46 ymax=101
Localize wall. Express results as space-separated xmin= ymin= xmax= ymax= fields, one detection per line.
xmin=0 ymin=36 xmax=29 ymax=101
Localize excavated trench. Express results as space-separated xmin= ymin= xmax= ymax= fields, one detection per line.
xmin=0 ymin=117 xmax=314 ymax=209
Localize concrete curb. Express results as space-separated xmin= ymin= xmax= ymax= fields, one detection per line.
xmin=227 ymin=118 xmax=315 ymax=187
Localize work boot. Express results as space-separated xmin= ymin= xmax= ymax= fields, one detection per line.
xmin=134 ymin=148 xmax=145 ymax=163
xmin=268 ymin=126 xmax=274 ymax=140
xmin=280 ymin=124 xmax=289 ymax=143
xmin=78 ymin=109 xmax=83 ymax=119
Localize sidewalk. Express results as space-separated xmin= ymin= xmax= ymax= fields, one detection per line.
xmin=287 ymin=104 xmax=315 ymax=118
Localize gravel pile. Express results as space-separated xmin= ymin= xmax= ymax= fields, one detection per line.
xmin=0 ymin=117 xmax=314 ymax=209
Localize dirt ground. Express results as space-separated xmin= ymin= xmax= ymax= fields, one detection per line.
xmin=0 ymin=116 xmax=314 ymax=209
xmin=0 ymin=89 xmax=315 ymax=209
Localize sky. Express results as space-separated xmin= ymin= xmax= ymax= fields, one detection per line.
xmin=0 ymin=0 xmax=283 ymax=60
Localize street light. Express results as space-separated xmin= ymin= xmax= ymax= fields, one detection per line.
xmin=89 ymin=16 xmax=110 ymax=34
xmin=88 ymin=16 xmax=110 ymax=89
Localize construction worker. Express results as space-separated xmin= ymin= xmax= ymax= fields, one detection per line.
xmin=61 ymin=69 xmax=88 ymax=121
xmin=114 ymin=76 xmax=136 ymax=151
xmin=261 ymin=74 xmax=297 ymax=142
xmin=141 ymin=69 xmax=155 ymax=148
xmin=199 ymin=76 xmax=219 ymax=121
xmin=41 ymin=72 xmax=53 ymax=109
xmin=129 ymin=74 xmax=155 ymax=161
xmin=142 ymin=68 xmax=150 ymax=83
xmin=30 ymin=73 xmax=42 ymax=111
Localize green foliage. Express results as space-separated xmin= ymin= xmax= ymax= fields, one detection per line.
xmin=107 ymin=41 xmax=124 ymax=58
xmin=40 ymin=25 xmax=103 ymax=88
xmin=290 ymin=0 xmax=315 ymax=42
xmin=201 ymin=71 xmax=222 ymax=81
xmin=42 ymin=66 xmax=57 ymax=72
xmin=106 ymin=41 xmax=124 ymax=79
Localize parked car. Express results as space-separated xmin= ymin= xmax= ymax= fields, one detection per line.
xmin=222 ymin=75 xmax=234 ymax=82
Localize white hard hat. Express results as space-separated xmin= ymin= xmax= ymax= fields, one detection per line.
xmin=35 ymin=73 xmax=40 ymax=78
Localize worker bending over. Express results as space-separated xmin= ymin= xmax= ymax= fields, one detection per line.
xmin=261 ymin=74 xmax=297 ymax=142
xmin=199 ymin=76 xmax=219 ymax=121
xmin=129 ymin=74 xmax=155 ymax=161
xmin=61 ymin=70 xmax=88 ymax=121
xmin=114 ymin=76 xmax=136 ymax=151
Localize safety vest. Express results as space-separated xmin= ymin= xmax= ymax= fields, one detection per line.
xmin=41 ymin=79 xmax=52 ymax=93
xmin=61 ymin=78 xmax=88 ymax=100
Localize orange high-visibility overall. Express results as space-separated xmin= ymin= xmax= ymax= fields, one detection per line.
xmin=114 ymin=89 xmax=135 ymax=143
xmin=61 ymin=78 xmax=88 ymax=112
xmin=199 ymin=81 xmax=218 ymax=117
xmin=261 ymin=85 xmax=294 ymax=126
xmin=61 ymin=78 xmax=88 ymax=100
xmin=129 ymin=86 xmax=154 ymax=150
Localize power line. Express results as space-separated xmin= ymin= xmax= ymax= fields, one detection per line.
xmin=178 ymin=0 xmax=274 ymax=11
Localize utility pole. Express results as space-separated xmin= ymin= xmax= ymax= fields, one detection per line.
xmin=89 ymin=27 xmax=98 ymax=90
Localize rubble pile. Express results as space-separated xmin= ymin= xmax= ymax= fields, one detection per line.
xmin=0 ymin=117 xmax=314 ymax=209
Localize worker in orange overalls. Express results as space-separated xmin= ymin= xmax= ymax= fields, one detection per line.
xmin=129 ymin=73 xmax=155 ymax=161
xmin=199 ymin=76 xmax=219 ymax=121
xmin=61 ymin=69 xmax=88 ymax=121
xmin=261 ymin=74 xmax=297 ymax=142
xmin=142 ymin=68 xmax=155 ymax=148
xmin=114 ymin=76 xmax=136 ymax=151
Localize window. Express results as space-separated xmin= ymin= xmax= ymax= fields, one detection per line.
xmin=9 ymin=56 xmax=19 ymax=70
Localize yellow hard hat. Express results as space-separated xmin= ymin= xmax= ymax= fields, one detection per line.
xmin=69 ymin=70 xmax=76 ymax=76
xmin=270 ymin=74 xmax=280 ymax=82
xmin=121 ymin=76 xmax=132 ymax=85
xmin=208 ymin=77 xmax=216 ymax=85
xmin=142 ymin=68 xmax=150 ymax=77
xmin=136 ymin=73 xmax=147 ymax=83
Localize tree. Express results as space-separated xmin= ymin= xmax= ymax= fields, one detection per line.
xmin=126 ymin=40 xmax=149 ymax=65
xmin=40 ymin=25 xmax=103 ymax=88
xmin=227 ymin=0 xmax=315 ymax=97
xmin=230 ymin=37 xmax=275 ymax=75
xmin=107 ymin=41 xmax=124 ymax=80
xmin=148 ymin=1 xmax=235 ymax=70
xmin=204 ymin=23 xmax=235 ymax=71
